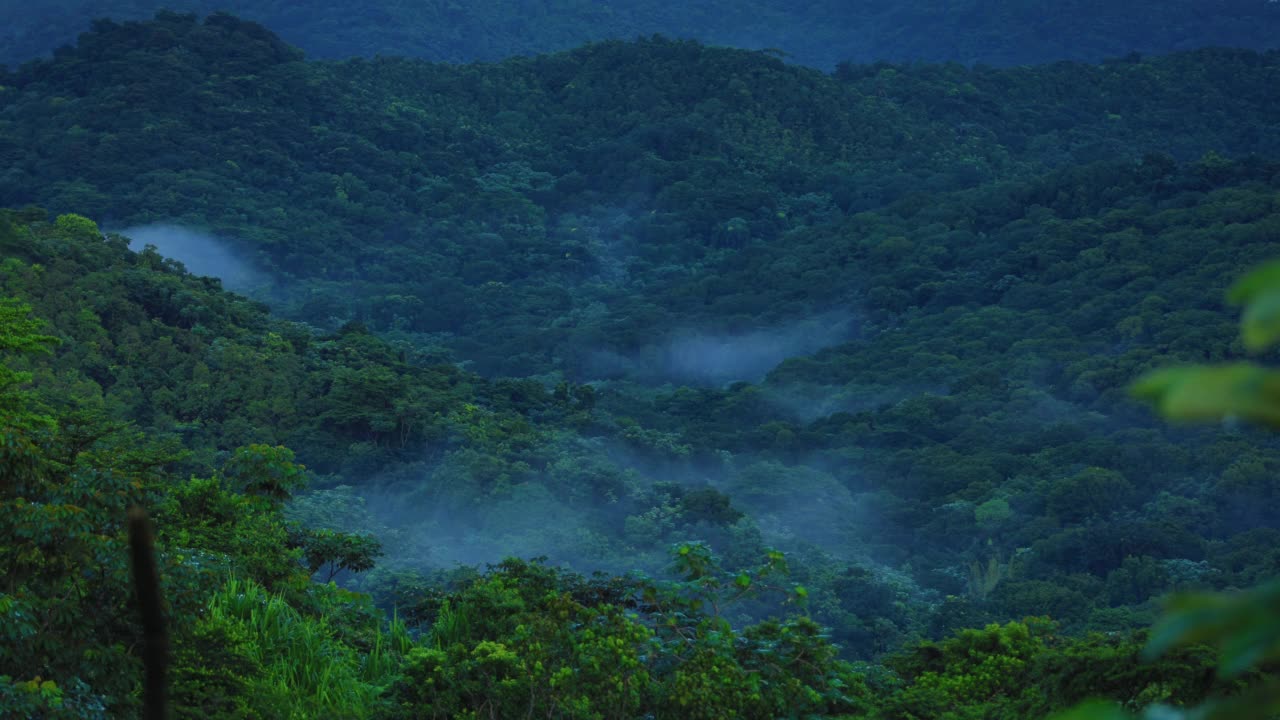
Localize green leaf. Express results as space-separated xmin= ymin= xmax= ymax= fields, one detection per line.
xmin=1144 ymin=581 xmax=1280 ymax=677
xmin=1143 ymin=592 xmax=1232 ymax=660
xmin=1195 ymin=681 xmax=1280 ymax=720
xmin=1240 ymin=288 xmax=1280 ymax=351
xmin=1131 ymin=366 xmax=1204 ymax=402
xmin=1227 ymin=259 xmax=1280 ymax=306
xmin=1218 ymin=623 xmax=1280 ymax=678
xmin=1130 ymin=363 xmax=1280 ymax=427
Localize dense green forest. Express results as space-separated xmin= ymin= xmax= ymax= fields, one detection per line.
xmin=0 ymin=209 xmax=1262 ymax=718
xmin=3 ymin=13 xmax=1279 ymax=377
xmin=2 ymin=0 xmax=1278 ymax=71
xmin=3 ymin=10 xmax=1280 ymax=719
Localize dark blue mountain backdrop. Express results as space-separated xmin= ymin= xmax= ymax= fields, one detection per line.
xmin=2 ymin=0 xmax=1278 ymax=70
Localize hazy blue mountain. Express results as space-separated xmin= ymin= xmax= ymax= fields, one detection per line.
xmin=2 ymin=0 xmax=1278 ymax=70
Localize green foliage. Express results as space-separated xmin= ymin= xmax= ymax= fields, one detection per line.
xmin=0 ymin=247 xmax=409 ymax=716
xmin=3 ymin=17 xmax=1279 ymax=376
xmin=0 ymin=675 xmax=105 ymax=719
xmin=1233 ymin=261 xmax=1280 ymax=352
xmin=381 ymin=560 xmax=656 ymax=719
xmin=0 ymin=298 xmax=58 ymax=354
xmin=1046 ymin=467 xmax=1133 ymax=523
xmin=966 ymin=556 xmax=1004 ymax=602
xmin=199 ymin=577 xmax=402 ymax=719
xmin=52 ymin=213 xmax=101 ymax=240
xmin=221 ymin=443 xmax=307 ymax=503
xmin=1131 ymin=363 xmax=1280 ymax=426
xmin=1053 ymin=257 xmax=1280 ymax=720
xmin=974 ymin=497 xmax=1012 ymax=529
xmin=5 ymin=12 xmax=1280 ymax=718
xmin=2 ymin=1 xmax=1277 ymax=72
xmin=1146 ymin=581 xmax=1280 ymax=678
xmin=666 ymin=540 xmax=805 ymax=618
xmin=0 ymin=299 xmax=57 ymax=418
xmin=883 ymin=620 xmax=1227 ymax=720
xmin=381 ymin=556 xmax=868 ymax=720
xmin=882 ymin=620 xmax=1050 ymax=719
xmin=1134 ymin=259 xmax=1280 ymax=428
xmin=5 ymin=160 xmax=1280 ymax=713
xmin=0 ymin=302 xmax=158 ymax=714
xmin=296 ymin=527 xmax=384 ymax=582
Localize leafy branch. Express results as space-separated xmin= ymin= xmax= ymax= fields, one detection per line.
xmin=1056 ymin=260 xmax=1280 ymax=719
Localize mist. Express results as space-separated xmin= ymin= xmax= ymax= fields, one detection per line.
xmin=588 ymin=312 xmax=860 ymax=386
xmin=121 ymin=224 xmax=265 ymax=293
xmin=760 ymin=381 xmax=948 ymax=423
xmin=319 ymin=429 xmax=894 ymax=582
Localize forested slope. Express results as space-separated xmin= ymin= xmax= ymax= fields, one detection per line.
xmin=0 ymin=207 xmax=1254 ymax=720
xmin=4 ymin=12 xmax=1280 ymax=718
xmin=2 ymin=13 xmax=1279 ymax=377
xmin=2 ymin=0 xmax=1278 ymax=71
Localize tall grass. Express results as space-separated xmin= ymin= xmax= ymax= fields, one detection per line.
xmin=363 ymin=610 xmax=414 ymax=684
xmin=430 ymin=599 xmax=475 ymax=650
xmin=207 ymin=578 xmax=409 ymax=719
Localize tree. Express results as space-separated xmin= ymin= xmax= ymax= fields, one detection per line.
xmin=220 ymin=444 xmax=307 ymax=503
xmin=1056 ymin=259 xmax=1280 ymax=719
xmin=292 ymin=528 xmax=383 ymax=583
xmin=0 ymin=299 xmax=57 ymax=421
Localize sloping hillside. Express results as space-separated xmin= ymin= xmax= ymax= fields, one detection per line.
xmin=2 ymin=13 xmax=1278 ymax=378
xmin=4 ymin=13 xmax=1280 ymax=717
xmin=1 ymin=0 xmax=1278 ymax=70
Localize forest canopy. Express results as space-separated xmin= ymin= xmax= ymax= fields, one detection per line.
xmin=1 ymin=0 xmax=1278 ymax=70
xmin=2 ymin=11 xmax=1280 ymax=719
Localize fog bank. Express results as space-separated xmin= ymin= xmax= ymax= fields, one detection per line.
xmin=122 ymin=224 xmax=264 ymax=293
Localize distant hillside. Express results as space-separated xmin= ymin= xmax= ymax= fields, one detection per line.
xmin=6 ymin=15 xmax=1280 ymax=711
xmin=0 ymin=0 xmax=1277 ymax=70
xmin=2 ymin=13 xmax=1278 ymax=377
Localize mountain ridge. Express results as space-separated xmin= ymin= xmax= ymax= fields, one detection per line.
xmin=3 ymin=14 xmax=1279 ymax=379
xmin=2 ymin=0 xmax=1279 ymax=71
